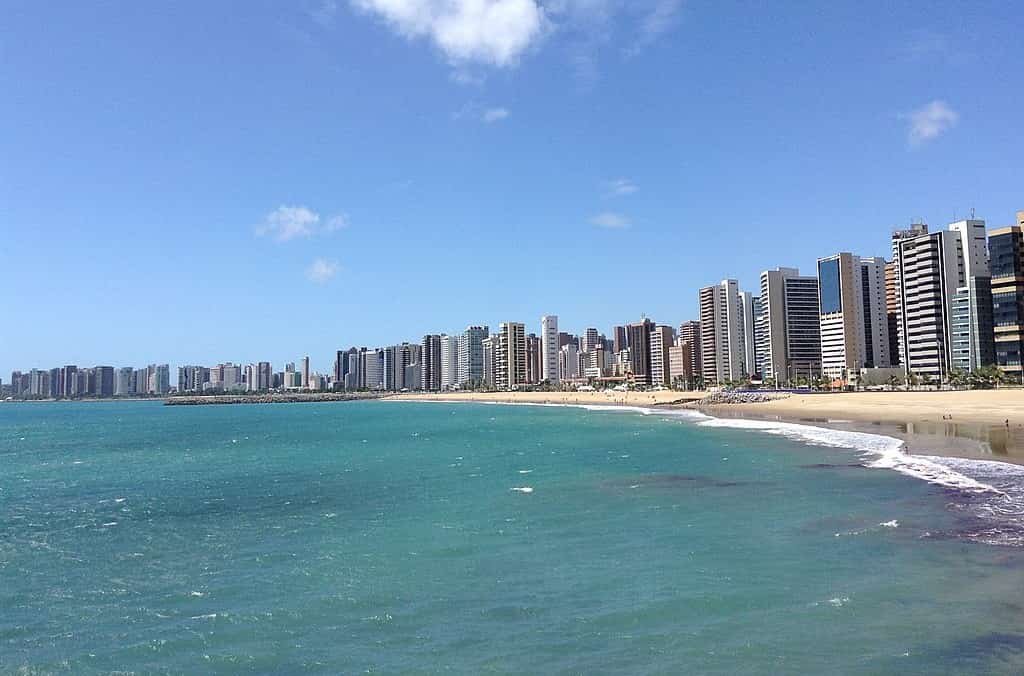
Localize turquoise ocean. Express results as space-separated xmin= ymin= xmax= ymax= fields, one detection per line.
xmin=3 ymin=400 xmax=1024 ymax=674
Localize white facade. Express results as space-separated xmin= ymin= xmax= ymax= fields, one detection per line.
xmin=540 ymin=315 xmax=560 ymax=383
xmin=440 ymin=334 xmax=460 ymax=390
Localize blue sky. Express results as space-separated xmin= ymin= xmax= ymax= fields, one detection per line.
xmin=2 ymin=1 xmax=1022 ymax=377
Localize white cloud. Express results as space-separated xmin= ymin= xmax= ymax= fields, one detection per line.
xmin=306 ymin=258 xmax=340 ymax=283
xmin=626 ymin=0 xmax=683 ymax=56
xmin=351 ymin=0 xmax=548 ymax=67
xmin=482 ymin=107 xmax=510 ymax=123
xmin=257 ymin=206 xmax=348 ymax=241
xmin=590 ymin=211 xmax=630 ymax=229
xmin=604 ymin=177 xmax=637 ymax=197
xmin=905 ymin=100 xmax=959 ymax=146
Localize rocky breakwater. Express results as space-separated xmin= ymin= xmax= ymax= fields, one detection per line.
xmin=692 ymin=391 xmax=793 ymax=406
xmin=165 ymin=392 xmax=386 ymax=406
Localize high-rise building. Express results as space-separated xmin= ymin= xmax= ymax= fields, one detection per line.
xmin=699 ymin=280 xmax=750 ymax=385
xmin=678 ymin=321 xmax=702 ymax=384
xmin=989 ymin=212 xmax=1024 ymax=381
xmin=668 ymin=341 xmax=695 ymax=389
xmin=495 ymin=322 xmax=526 ymax=390
xmin=895 ymin=227 xmax=963 ymax=381
xmin=364 ymin=349 xmax=383 ymax=390
xmin=420 ymin=334 xmax=442 ymax=392
xmin=94 ymin=366 xmax=114 ymax=397
xmin=60 ymin=365 xmax=78 ymax=398
xmin=540 ymin=316 xmax=560 ymax=383
xmin=149 ymin=364 xmax=170 ymax=395
xmin=559 ymin=343 xmax=579 ymax=381
xmin=481 ymin=335 xmax=498 ymax=389
xmin=885 ymin=260 xmax=901 ymax=366
xmin=579 ymin=327 xmax=600 ymax=356
xmin=525 ymin=334 xmax=542 ymax=384
xmin=626 ymin=319 xmax=654 ymax=385
xmin=440 ymin=334 xmax=460 ymax=390
xmin=949 ymin=219 xmax=995 ymax=372
xmin=612 ymin=325 xmax=628 ymax=355
xmin=649 ymin=325 xmax=674 ymax=386
xmin=817 ymin=254 xmax=891 ymax=380
xmin=891 ymin=222 xmax=931 ymax=366
xmin=458 ymin=326 xmax=489 ymax=388
xmin=757 ymin=267 xmax=820 ymax=383
xmin=301 ymin=356 xmax=310 ymax=389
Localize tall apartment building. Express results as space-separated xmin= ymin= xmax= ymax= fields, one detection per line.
xmin=540 ymin=316 xmax=560 ymax=383
xmin=612 ymin=325 xmax=628 ymax=354
xmin=481 ymin=335 xmax=498 ymax=389
xmin=895 ymin=227 xmax=963 ymax=381
xmin=440 ymin=334 xmax=460 ymax=390
xmin=495 ymin=322 xmax=526 ymax=390
xmin=115 ymin=367 xmax=134 ymax=396
xmin=301 ymin=356 xmax=310 ymax=389
xmin=420 ymin=334 xmax=442 ymax=392
xmin=560 ymin=343 xmax=579 ymax=381
xmin=626 ymin=318 xmax=654 ymax=385
xmin=678 ymin=321 xmax=702 ymax=383
xmin=364 ymin=349 xmax=383 ymax=390
xmin=699 ymin=280 xmax=750 ymax=385
xmin=817 ymin=254 xmax=891 ymax=379
xmin=649 ymin=325 xmax=674 ymax=386
xmin=948 ymin=219 xmax=995 ymax=372
xmin=885 ymin=261 xmax=901 ymax=366
xmin=526 ymin=334 xmax=542 ymax=384
xmin=891 ymin=223 xmax=931 ymax=366
xmin=990 ymin=212 xmax=1024 ymax=381
xmin=458 ymin=326 xmax=489 ymax=388
xmin=757 ymin=268 xmax=821 ymax=383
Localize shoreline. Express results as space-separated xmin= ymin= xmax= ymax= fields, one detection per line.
xmin=385 ymin=390 xmax=1024 ymax=467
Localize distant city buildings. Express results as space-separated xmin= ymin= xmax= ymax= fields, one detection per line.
xmin=7 ymin=209 xmax=1023 ymax=399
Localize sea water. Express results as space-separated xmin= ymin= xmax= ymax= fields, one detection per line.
xmin=2 ymin=400 xmax=1024 ymax=674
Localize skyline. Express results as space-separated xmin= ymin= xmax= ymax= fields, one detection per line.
xmin=3 ymin=2 xmax=1024 ymax=377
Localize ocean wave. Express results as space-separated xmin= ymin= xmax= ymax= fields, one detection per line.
xmin=696 ymin=417 xmax=1002 ymax=495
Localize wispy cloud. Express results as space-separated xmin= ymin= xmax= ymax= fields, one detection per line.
xmin=626 ymin=0 xmax=683 ymax=56
xmin=904 ymin=100 xmax=959 ymax=146
xmin=590 ymin=211 xmax=631 ymax=229
xmin=604 ymin=178 xmax=638 ymax=197
xmin=453 ymin=103 xmax=511 ymax=123
xmin=482 ymin=107 xmax=510 ymax=123
xmin=350 ymin=0 xmax=548 ymax=68
xmin=306 ymin=258 xmax=340 ymax=284
xmin=256 ymin=206 xmax=348 ymax=242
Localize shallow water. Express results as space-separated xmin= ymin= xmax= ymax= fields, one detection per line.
xmin=2 ymin=400 xmax=1023 ymax=674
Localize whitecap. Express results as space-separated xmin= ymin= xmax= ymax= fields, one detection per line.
xmin=518 ymin=469 xmax=533 ymax=474
xmin=511 ymin=486 xmax=534 ymax=494
xmin=879 ymin=520 xmax=899 ymax=528
xmin=696 ymin=417 xmax=1002 ymax=495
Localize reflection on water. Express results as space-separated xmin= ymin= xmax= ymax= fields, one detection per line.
xmin=826 ymin=419 xmax=1024 ymax=464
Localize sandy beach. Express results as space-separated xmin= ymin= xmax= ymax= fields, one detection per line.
xmin=703 ymin=390 xmax=1024 ymax=426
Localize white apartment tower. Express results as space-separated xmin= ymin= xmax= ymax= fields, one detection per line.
xmin=895 ymin=227 xmax=964 ymax=381
xmin=540 ymin=315 xmax=560 ymax=383
xmin=440 ymin=334 xmax=460 ymax=390
xmin=699 ymin=279 xmax=749 ymax=385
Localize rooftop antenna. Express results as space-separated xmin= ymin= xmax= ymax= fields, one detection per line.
xmin=971 ymin=207 xmax=976 ymax=219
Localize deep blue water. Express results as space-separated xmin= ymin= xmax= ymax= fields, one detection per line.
xmin=2 ymin=400 xmax=1024 ymax=674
